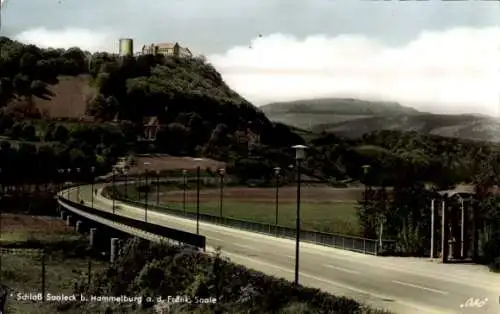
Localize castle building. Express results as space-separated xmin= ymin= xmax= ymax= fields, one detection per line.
xmin=141 ymin=42 xmax=192 ymax=58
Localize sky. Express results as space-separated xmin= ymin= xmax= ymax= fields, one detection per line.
xmin=1 ymin=0 xmax=499 ymax=116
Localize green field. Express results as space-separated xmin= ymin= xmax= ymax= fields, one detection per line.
xmin=111 ymin=185 xmax=362 ymax=236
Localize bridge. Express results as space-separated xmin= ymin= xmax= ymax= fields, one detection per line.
xmin=57 ymin=181 xmax=500 ymax=314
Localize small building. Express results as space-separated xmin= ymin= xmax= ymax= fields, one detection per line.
xmin=142 ymin=116 xmax=161 ymax=141
xmin=141 ymin=42 xmax=192 ymax=58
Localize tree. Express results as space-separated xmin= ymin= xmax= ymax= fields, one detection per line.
xmin=21 ymin=123 xmax=37 ymax=141
xmin=53 ymin=124 xmax=69 ymax=143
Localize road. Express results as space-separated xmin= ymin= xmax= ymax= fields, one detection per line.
xmin=68 ymin=184 xmax=500 ymax=314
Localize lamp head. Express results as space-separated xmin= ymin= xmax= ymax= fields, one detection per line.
xmin=362 ymin=165 xmax=371 ymax=174
xmin=291 ymin=144 xmax=307 ymax=160
xmin=274 ymin=166 xmax=281 ymax=175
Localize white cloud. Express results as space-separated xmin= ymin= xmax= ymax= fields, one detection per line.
xmin=14 ymin=27 xmax=115 ymax=52
xmin=12 ymin=26 xmax=500 ymax=116
xmin=208 ymin=28 xmax=500 ymax=116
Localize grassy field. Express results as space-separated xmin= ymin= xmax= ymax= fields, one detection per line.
xmin=1 ymin=214 xmax=106 ymax=314
xmin=114 ymin=184 xmax=362 ymax=236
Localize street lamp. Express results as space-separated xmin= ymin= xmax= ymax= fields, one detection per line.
xmin=0 ymin=194 xmax=2 ymax=282
xmin=144 ymin=162 xmax=151 ymax=222
xmin=156 ymin=170 xmax=160 ymax=207
xmin=112 ymin=168 xmax=116 ymax=214
xmin=291 ymin=144 xmax=307 ymax=285
xmin=218 ymin=168 xmax=225 ymax=218
xmin=66 ymin=168 xmax=71 ymax=199
xmin=123 ymin=167 xmax=129 ymax=198
xmin=57 ymin=169 xmax=64 ymax=193
xmin=274 ymin=166 xmax=281 ymax=229
xmin=193 ymin=158 xmax=204 ymax=234
xmin=76 ymin=168 xmax=81 ymax=201
xmin=362 ymin=164 xmax=371 ymax=218
xmin=182 ymin=169 xmax=187 ymax=214
xmin=90 ymin=166 xmax=95 ymax=209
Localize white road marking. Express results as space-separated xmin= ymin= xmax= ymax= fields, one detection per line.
xmin=323 ymin=264 xmax=361 ymax=275
xmin=233 ymin=243 xmax=254 ymax=249
xmin=209 ymin=236 xmax=225 ymax=242
xmin=392 ymin=280 xmax=449 ymax=295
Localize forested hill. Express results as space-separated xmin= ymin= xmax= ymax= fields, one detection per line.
xmin=0 ymin=37 xmax=304 ymax=159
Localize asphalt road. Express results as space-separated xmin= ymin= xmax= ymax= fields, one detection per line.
xmin=68 ymin=184 xmax=500 ymax=314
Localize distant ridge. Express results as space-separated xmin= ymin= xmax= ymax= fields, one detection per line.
xmin=261 ymin=98 xmax=420 ymax=115
xmin=261 ymin=97 xmax=500 ymax=142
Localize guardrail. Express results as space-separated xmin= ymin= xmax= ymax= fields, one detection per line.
xmin=58 ymin=196 xmax=206 ymax=251
xmin=101 ymin=188 xmax=395 ymax=255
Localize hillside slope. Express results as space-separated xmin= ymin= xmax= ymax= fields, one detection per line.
xmin=32 ymin=75 xmax=96 ymax=118
xmin=0 ymin=37 xmax=305 ymax=165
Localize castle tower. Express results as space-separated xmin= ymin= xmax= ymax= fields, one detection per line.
xmin=118 ymin=38 xmax=133 ymax=57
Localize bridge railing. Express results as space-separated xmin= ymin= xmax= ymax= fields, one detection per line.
xmin=58 ymin=196 xmax=206 ymax=251
xmin=102 ymin=188 xmax=395 ymax=255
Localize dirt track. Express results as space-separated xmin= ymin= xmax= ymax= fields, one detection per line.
xmin=129 ymin=156 xmax=226 ymax=174
xmin=1 ymin=214 xmax=71 ymax=233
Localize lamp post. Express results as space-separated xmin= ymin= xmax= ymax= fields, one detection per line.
xmin=66 ymin=168 xmax=71 ymax=199
xmin=218 ymin=168 xmax=225 ymax=218
xmin=362 ymin=164 xmax=371 ymax=229
xmin=112 ymin=168 xmax=116 ymax=214
xmin=90 ymin=166 xmax=95 ymax=209
xmin=292 ymin=144 xmax=307 ymax=285
xmin=0 ymin=194 xmax=2 ymax=282
xmin=156 ymin=170 xmax=160 ymax=207
xmin=57 ymin=169 xmax=64 ymax=194
xmin=76 ymin=168 xmax=81 ymax=201
xmin=144 ymin=162 xmax=151 ymax=222
xmin=274 ymin=166 xmax=281 ymax=228
xmin=123 ymin=168 xmax=128 ymax=198
xmin=182 ymin=169 xmax=187 ymax=214
xmin=193 ymin=158 xmax=204 ymax=234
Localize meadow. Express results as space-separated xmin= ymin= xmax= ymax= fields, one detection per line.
xmin=115 ymin=184 xmax=363 ymax=236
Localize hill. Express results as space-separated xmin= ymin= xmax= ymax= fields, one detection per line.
xmin=0 ymin=36 xmax=306 ymax=182
xmin=312 ymin=113 xmax=500 ymax=142
xmin=261 ymin=97 xmax=500 ymax=142
xmin=260 ymin=98 xmax=419 ymax=129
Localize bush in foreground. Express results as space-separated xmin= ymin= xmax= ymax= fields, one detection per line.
xmin=65 ymin=238 xmax=390 ymax=314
